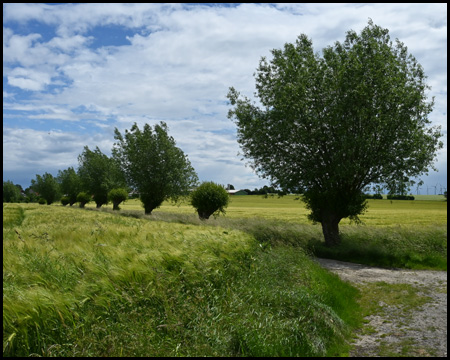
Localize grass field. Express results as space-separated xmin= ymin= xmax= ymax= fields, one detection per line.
xmin=3 ymin=196 xmax=447 ymax=356
xmin=85 ymin=194 xmax=447 ymax=226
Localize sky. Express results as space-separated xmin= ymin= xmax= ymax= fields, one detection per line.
xmin=3 ymin=3 xmax=447 ymax=194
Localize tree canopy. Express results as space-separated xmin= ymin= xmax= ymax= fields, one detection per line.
xmin=190 ymin=181 xmax=229 ymax=220
xmin=227 ymin=20 xmax=443 ymax=246
xmin=3 ymin=181 xmax=22 ymax=203
xmin=78 ymin=146 xmax=126 ymax=208
xmin=113 ymin=122 xmax=198 ymax=214
xmin=57 ymin=167 xmax=81 ymax=206
xmin=31 ymin=172 xmax=60 ymax=205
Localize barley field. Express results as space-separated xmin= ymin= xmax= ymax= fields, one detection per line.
xmin=3 ymin=196 xmax=446 ymax=356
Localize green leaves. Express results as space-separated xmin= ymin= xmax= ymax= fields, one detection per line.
xmin=228 ymin=20 xmax=443 ymax=246
xmin=113 ymin=122 xmax=198 ymax=214
xmin=190 ymin=182 xmax=229 ymax=220
xmin=78 ymin=146 xmax=126 ymax=208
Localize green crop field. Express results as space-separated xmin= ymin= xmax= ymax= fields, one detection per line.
xmin=3 ymin=196 xmax=447 ymax=356
xmin=87 ymin=194 xmax=447 ymax=227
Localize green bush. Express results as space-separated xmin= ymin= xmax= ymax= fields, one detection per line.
xmin=363 ymin=193 xmax=383 ymax=199
xmin=38 ymin=198 xmax=46 ymax=205
xmin=76 ymin=192 xmax=91 ymax=208
xmin=108 ymin=188 xmax=128 ymax=210
xmin=190 ymin=182 xmax=229 ymax=220
xmin=60 ymin=196 xmax=70 ymax=206
xmin=387 ymin=194 xmax=415 ymax=200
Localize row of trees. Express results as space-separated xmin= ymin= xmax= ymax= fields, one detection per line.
xmin=22 ymin=123 xmax=197 ymax=214
xmin=4 ymin=122 xmax=230 ymax=219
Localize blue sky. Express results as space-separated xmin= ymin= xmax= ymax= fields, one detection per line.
xmin=3 ymin=3 xmax=447 ymax=194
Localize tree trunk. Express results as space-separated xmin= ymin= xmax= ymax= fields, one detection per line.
xmin=144 ymin=203 xmax=154 ymax=215
xmin=198 ymin=210 xmax=211 ymax=220
xmin=321 ymin=214 xmax=341 ymax=247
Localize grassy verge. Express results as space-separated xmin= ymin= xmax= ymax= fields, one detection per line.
xmin=309 ymin=225 xmax=447 ymax=270
xmin=3 ymin=204 xmax=362 ymax=357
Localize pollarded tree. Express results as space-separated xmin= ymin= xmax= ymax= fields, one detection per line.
xmin=191 ymin=181 xmax=229 ymax=220
xmin=113 ymin=122 xmax=198 ymax=214
xmin=76 ymin=191 xmax=91 ymax=208
xmin=108 ymin=188 xmax=128 ymax=210
xmin=227 ymin=20 xmax=443 ymax=247
xmin=31 ymin=172 xmax=60 ymax=205
xmin=78 ymin=146 xmax=126 ymax=208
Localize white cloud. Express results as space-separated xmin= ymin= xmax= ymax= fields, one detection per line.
xmin=7 ymin=67 xmax=52 ymax=91
xmin=3 ymin=3 xmax=447 ymax=190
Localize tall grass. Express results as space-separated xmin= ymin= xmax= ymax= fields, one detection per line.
xmin=3 ymin=204 xmax=362 ymax=357
xmin=99 ymin=207 xmax=447 ymax=271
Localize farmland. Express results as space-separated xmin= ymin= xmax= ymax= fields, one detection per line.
xmin=85 ymin=194 xmax=447 ymax=226
xmin=3 ymin=196 xmax=447 ymax=356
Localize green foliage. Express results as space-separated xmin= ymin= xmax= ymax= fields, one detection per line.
xmin=78 ymin=146 xmax=126 ymax=208
xmin=227 ymin=20 xmax=443 ymax=247
xmin=108 ymin=188 xmax=128 ymax=210
xmin=23 ymin=187 xmax=39 ymax=203
xmin=113 ymin=122 xmax=198 ymax=214
xmin=190 ymin=181 xmax=229 ymax=219
xmin=57 ymin=167 xmax=81 ymax=206
xmin=364 ymin=193 xmax=383 ymax=199
xmin=31 ymin=172 xmax=60 ymax=205
xmin=3 ymin=180 xmax=22 ymax=203
xmin=76 ymin=191 xmax=91 ymax=208
xmin=3 ymin=205 xmax=362 ymax=357
xmin=308 ymin=225 xmax=446 ymax=270
xmin=387 ymin=194 xmax=415 ymax=200
xmin=60 ymin=196 xmax=70 ymax=206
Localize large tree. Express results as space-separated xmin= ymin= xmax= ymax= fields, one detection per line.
xmin=113 ymin=122 xmax=198 ymax=214
xmin=78 ymin=146 xmax=126 ymax=208
xmin=227 ymin=20 xmax=443 ymax=246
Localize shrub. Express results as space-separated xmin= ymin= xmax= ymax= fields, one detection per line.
xmin=387 ymin=194 xmax=415 ymax=200
xmin=60 ymin=196 xmax=70 ymax=206
xmin=108 ymin=188 xmax=128 ymax=210
xmin=190 ymin=181 xmax=229 ymax=220
xmin=77 ymin=192 xmax=91 ymax=208
xmin=38 ymin=198 xmax=46 ymax=205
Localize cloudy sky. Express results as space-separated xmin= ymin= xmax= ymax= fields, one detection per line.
xmin=3 ymin=3 xmax=447 ymax=194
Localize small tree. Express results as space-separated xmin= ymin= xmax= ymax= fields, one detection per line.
xmin=78 ymin=146 xmax=126 ymax=208
xmin=191 ymin=182 xmax=229 ymax=220
xmin=108 ymin=188 xmax=128 ymax=210
xmin=113 ymin=122 xmax=198 ymax=215
xmin=61 ymin=196 xmax=70 ymax=206
xmin=57 ymin=167 xmax=81 ymax=206
xmin=77 ymin=192 xmax=91 ymax=208
xmin=31 ymin=172 xmax=60 ymax=205
xmin=3 ymin=181 xmax=22 ymax=203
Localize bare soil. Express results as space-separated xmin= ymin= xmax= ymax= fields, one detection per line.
xmin=316 ymin=258 xmax=447 ymax=357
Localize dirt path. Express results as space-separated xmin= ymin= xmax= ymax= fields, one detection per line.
xmin=316 ymin=258 xmax=447 ymax=357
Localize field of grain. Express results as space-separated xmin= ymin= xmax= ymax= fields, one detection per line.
xmin=3 ymin=196 xmax=446 ymax=356
xmin=86 ymin=194 xmax=447 ymax=226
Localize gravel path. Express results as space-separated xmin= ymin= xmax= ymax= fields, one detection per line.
xmin=316 ymin=258 xmax=447 ymax=357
